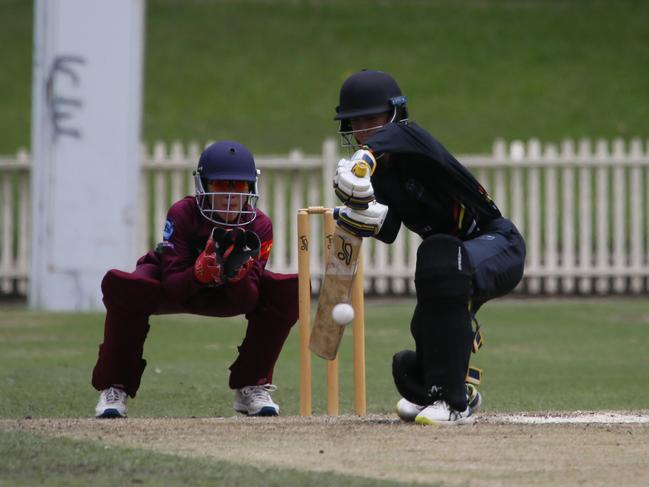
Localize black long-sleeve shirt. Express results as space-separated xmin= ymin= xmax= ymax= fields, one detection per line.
xmin=365 ymin=122 xmax=501 ymax=243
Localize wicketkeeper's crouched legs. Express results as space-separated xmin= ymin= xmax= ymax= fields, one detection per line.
xmin=92 ymin=266 xmax=298 ymax=395
xmin=91 ymin=267 xmax=162 ymax=397
xmin=228 ymin=271 xmax=299 ymax=389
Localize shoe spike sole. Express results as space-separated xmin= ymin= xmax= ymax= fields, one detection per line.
xmin=96 ymin=408 xmax=126 ymax=419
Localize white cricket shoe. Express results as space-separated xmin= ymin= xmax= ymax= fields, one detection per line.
xmin=233 ymin=384 xmax=279 ymax=416
xmin=415 ymin=400 xmax=474 ymax=425
xmin=396 ymin=398 xmax=425 ymax=422
xmin=397 ymin=384 xmax=482 ymax=422
xmin=95 ymin=387 xmax=128 ymax=418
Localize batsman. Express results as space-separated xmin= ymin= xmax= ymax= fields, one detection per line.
xmin=91 ymin=141 xmax=298 ymax=418
xmin=332 ymin=70 xmax=526 ymax=425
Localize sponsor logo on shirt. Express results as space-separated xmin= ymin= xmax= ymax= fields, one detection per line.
xmin=163 ymin=219 xmax=174 ymax=241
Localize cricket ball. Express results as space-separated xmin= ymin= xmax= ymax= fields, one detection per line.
xmin=331 ymin=303 xmax=354 ymax=325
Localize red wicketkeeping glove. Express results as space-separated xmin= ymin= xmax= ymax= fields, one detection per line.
xmin=193 ymin=238 xmax=224 ymax=285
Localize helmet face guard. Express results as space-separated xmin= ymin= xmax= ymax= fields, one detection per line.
xmin=338 ymin=102 xmax=408 ymax=149
xmin=194 ymin=174 xmax=259 ymax=227
xmin=193 ymin=141 xmax=260 ymax=227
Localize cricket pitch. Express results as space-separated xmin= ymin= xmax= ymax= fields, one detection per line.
xmin=3 ymin=412 xmax=649 ymax=486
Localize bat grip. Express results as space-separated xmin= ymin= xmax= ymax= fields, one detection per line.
xmin=352 ymin=161 xmax=368 ymax=177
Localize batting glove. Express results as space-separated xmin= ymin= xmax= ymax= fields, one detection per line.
xmin=335 ymin=201 xmax=388 ymax=238
xmin=333 ymin=149 xmax=377 ymax=210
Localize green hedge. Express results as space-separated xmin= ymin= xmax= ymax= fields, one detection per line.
xmin=2 ymin=0 xmax=649 ymax=154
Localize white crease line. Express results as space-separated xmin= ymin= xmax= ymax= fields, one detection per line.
xmin=481 ymin=413 xmax=649 ymax=424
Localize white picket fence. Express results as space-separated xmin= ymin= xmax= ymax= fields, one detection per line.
xmin=1 ymin=137 xmax=649 ymax=297
xmin=0 ymin=149 xmax=30 ymax=296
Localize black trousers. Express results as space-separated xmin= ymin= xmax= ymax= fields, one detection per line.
xmin=464 ymin=217 xmax=526 ymax=309
xmin=410 ymin=217 xmax=526 ymax=409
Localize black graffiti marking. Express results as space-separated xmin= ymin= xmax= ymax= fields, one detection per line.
xmin=299 ymin=235 xmax=308 ymax=251
xmin=46 ymin=55 xmax=86 ymax=140
xmin=336 ymin=236 xmax=353 ymax=266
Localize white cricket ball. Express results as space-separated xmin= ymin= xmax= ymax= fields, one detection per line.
xmin=332 ymin=303 xmax=354 ymax=325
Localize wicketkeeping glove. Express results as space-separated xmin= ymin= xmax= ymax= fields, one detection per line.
xmin=333 ymin=149 xmax=377 ymax=210
xmin=334 ymin=201 xmax=389 ymax=238
xmin=194 ymin=237 xmax=225 ymax=285
xmin=221 ymin=228 xmax=261 ymax=283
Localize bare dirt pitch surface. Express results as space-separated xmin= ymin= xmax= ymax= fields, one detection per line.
xmin=4 ymin=412 xmax=649 ymax=487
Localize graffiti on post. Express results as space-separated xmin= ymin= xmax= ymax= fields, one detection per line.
xmin=46 ymin=55 xmax=86 ymax=140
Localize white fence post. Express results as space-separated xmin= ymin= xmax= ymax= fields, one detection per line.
xmin=493 ymin=140 xmax=507 ymax=216
xmin=1 ymin=163 xmax=12 ymax=293
xmin=646 ymin=138 xmax=649 ymax=291
xmin=560 ymin=140 xmax=576 ymax=293
xmin=271 ymin=159 xmax=288 ymax=272
xmin=169 ymin=141 xmax=185 ymax=204
xmin=16 ymin=149 xmax=30 ymax=295
xmin=137 ymin=142 xmax=149 ymax=256
xmin=256 ymin=155 xmax=271 ymax=222
xmin=612 ymin=139 xmax=627 ymax=293
xmin=322 ymin=139 xmax=337 ymax=210
xmin=544 ymin=143 xmax=559 ymax=294
xmin=578 ymin=139 xmax=593 ymax=294
xmin=527 ymin=139 xmax=542 ymax=294
xmin=152 ymin=141 xmax=169 ymax=243
xmin=629 ymin=138 xmax=644 ymax=293
xmin=595 ymin=140 xmax=610 ymax=294
xmin=509 ymin=140 xmax=525 ymax=284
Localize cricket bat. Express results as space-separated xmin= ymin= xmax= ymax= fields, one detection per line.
xmin=309 ymin=225 xmax=362 ymax=360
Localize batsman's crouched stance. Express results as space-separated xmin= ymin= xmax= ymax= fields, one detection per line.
xmin=333 ymin=70 xmax=526 ymax=425
xmin=92 ymin=141 xmax=298 ymax=418
xmin=392 ymin=219 xmax=525 ymax=422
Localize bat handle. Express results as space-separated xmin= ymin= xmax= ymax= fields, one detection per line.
xmin=352 ymin=161 xmax=368 ymax=177
xmin=351 ymin=149 xmax=376 ymax=178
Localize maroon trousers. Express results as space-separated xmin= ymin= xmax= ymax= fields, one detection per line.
xmin=91 ymin=263 xmax=298 ymax=397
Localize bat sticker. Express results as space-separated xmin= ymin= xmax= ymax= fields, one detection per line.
xmin=299 ymin=235 xmax=308 ymax=251
xmin=337 ymin=236 xmax=353 ymax=265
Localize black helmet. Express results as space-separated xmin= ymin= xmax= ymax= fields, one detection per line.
xmin=335 ymin=70 xmax=408 ymax=145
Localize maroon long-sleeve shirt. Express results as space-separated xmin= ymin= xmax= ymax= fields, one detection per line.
xmin=157 ymin=196 xmax=273 ymax=308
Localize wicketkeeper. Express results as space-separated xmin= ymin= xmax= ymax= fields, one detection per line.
xmin=332 ymin=70 xmax=526 ymax=425
xmin=92 ymin=141 xmax=298 ymax=418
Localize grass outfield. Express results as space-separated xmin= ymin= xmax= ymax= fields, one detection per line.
xmin=0 ymin=428 xmax=412 ymax=487
xmin=1 ymin=298 xmax=648 ymax=418
xmin=2 ymin=0 xmax=649 ymax=154
xmin=1 ymin=298 xmax=649 ymax=485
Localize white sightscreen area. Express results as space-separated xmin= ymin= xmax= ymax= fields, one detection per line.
xmin=30 ymin=0 xmax=145 ymax=310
